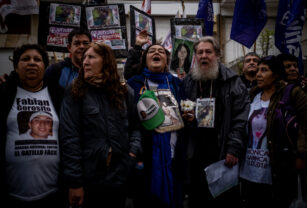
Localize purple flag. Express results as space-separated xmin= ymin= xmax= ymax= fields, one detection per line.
xmin=196 ymin=0 xmax=214 ymax=36
xmin=230 ymin=0 xmax=267 ymax=48
xmin=275 ymin=0 xmax=307 ymax=75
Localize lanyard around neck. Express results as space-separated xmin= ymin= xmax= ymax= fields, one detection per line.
xmin=199 ymin=80 xmax=213 ymax=99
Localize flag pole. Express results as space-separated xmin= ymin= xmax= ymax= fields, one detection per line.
xmin=181 ymin=0 xmax=186 ymax=18
xmin=242 ymin=45 xmax=245 ymax=57
xmin=53 ymin=51 xmax=58 ymax=63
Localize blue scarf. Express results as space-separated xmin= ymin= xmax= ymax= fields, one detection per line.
xmin=143 ymin=68 xmax=174 ymax=205
xmin=143 ymin=68 xmax=175 ymax=94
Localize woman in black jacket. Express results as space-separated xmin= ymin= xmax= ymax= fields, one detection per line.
xmin=60 ymin=42 xmax=141 ymax=208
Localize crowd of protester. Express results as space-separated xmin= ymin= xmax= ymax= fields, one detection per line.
xmin=0 ymin=28 xmax=306 ymax=208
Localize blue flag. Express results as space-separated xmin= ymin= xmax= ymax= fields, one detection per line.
xmin=196 ymin=0 xmax=214 ymax=36
xmin=275 ymin=0 xmax=307 ymax=75
xmin=230 ymin=0 xmax=267 ymax=48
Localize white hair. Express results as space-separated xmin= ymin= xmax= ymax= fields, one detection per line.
xmin=191 ymin=60 xmax=219 ymax=81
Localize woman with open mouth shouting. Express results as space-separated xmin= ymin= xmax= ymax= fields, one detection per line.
xmin=127 ymin=44 xmax=187 ymax=208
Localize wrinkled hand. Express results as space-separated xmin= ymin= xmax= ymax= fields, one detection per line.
xmin=224 ymin=154 xmax=238 ymax=168
xmin=69 ymin=187 xmax=84 ymax=207
xmin=182 ymin=110 xmax=195 ymax=122
xmin=136 ymin=30 xmax=149 ymax=46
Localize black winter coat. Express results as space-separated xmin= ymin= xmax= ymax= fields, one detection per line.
xmin=183 ymin=64 xmax=250 ymax=160
xmin=59 ymin=84 xmax=141 ymax=188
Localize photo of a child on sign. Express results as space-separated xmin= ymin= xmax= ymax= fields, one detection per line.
xmin=135 ymin=11 xmax=152 ymax=35
xmin=86 ymin=5 xmax=120 ymax=29
xmin=196 ymin=98 xmax=215 ymax=128
xmin=154 ymin=90 xmax=184 ymax=133
xmin=92 ymin=7 xmax=115 ymax=26
xmin=175 ymin=25 xmax=202 ymax=39
xmin=170 ymin=37 xmax=194 ymax=79
xmin=49 ymin=3 xmax=81 ymax=27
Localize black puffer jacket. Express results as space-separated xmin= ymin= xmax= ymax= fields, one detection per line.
xmin=183 ymin=64 xmax=250 ymax=160
xmin=59 ymin=84 xmax=141 ymax=188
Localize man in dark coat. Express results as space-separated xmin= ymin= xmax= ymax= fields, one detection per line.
xmin=182 ymin=36 xmax=250 ymax=208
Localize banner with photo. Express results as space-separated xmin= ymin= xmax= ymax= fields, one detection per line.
xmin=86 ymin=5 xmax=121 ymax=29
xmin=170 ymin=18 xmax=205 ymax=41
xmin=47 ymin=27 xmax=74 ymax=48
xmin=130 ymin=5 xmax=156 ymax=49
xmin=49 ymin=3 xmax=81 ymax=27
xmin=170 ymin=37 xmax=195 ymax=74
xmin=154 ymin=89 xmax=184 ymax=133
xmin=86 ymin=3 xmax=127 ymax=58
xmin=38 ymin=2 xmax=127 ymax=57
xmin=38 ymin=2 xmax=86 ymax=52
xmin=91 ymin=28 xmax=126 ymax=50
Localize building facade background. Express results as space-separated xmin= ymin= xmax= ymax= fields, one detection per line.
xmin=0 ymin=0 xmax=306 ymax=75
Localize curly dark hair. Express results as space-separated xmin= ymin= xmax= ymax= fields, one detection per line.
xmin=13 ymin=44 xmax=49 ymax=69
xmin=71 ymin=42 xmax=127 ymax=109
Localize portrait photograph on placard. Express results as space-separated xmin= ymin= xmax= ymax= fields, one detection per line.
xmin=171 ymin=18 xmax=205 ymax=41
xmin=135 ymin=11 xmax=153 ymax=35
xmin=196 ymin=98 xmax=215 ymax=128
xmin=154 ymin=90 xmax=184 ymax=133
xmin=85 ymin=3 xmax=127 ymax=58
xmin=86 ymin=5 xmax=120 ymax=29
xmin=39 ymin=1 xmax=86 ymax=52
xmin=175 ymin=25 xmax=203 ymax=39
xmin=130 ymin=5 xmax=156 ymax=48
xmin=49 ymin=3 xmax=81 ymax=27
xmin=170 ymin=37 xmax=195 ymax=74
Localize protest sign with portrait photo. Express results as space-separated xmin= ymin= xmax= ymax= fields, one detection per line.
xmin=86 ymin=3 xmax=128 ymax=57
xmin=86 ymin=5 xmax=120 ymax=29
xmin=130 ymin=5 xmax=156 ymax=48
xmin=170 ymin=18 xmax=205 ymax=41
xmin=154 ymin=89 xmax=184 ymax=133
xmin=170 ymin=37 xmax=195 ymax=75
xmin=49 ymin=3 xmax=81 ymax=27
xmin=38 ymin=1 xmax=86 ymax=52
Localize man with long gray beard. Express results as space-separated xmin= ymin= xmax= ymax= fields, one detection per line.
xmin=182 ymin=36 xmax=250 ymax=208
